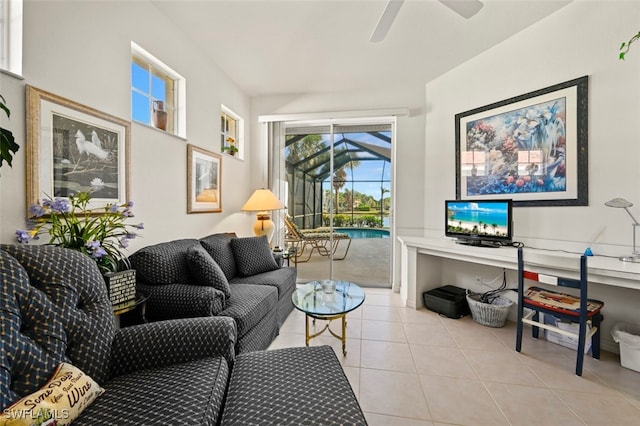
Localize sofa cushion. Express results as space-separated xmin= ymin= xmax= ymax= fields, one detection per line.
xmin=4 ymin=363 xmax=105 ymax=425
xmin=230 ymin=267 xmax=296 ymax=300
xmin=221 ymin=346 xmax=367 ymax=426
xmin=220 ymin=284 xmax=277 ymax=338
xmin=129 ymin=239 xmax=200 ymax=284
xmin=76 ymin=357 xmax=229 ymax=426
xmin=200 ymin=233 xmax=238 ymax=280
xmin=230 ymin=236 xmax=279 ymax=277
xmin=187 ymin=245 xmax=231 ymax=300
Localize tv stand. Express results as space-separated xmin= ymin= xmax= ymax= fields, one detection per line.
xmin=455 ymin=239 xmax=502 ymax=248
xmin=398 ymin=236 xmax=640 ymax=309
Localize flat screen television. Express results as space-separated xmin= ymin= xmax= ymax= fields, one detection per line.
xmin=445 ymin=199 xmax=513 ymax=247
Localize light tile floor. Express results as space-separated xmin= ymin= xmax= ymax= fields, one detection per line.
xmin=268 ymin=288 xmax=640 ymax=425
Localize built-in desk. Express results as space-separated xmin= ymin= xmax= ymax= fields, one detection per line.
xmin=398 ymin=236 xmax=640 ymax=309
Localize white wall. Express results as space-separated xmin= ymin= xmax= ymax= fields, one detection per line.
xmin=251 ymin=85 xmax=427 ymax=288
xmin=426 ymin=0 xmax=640 ymax=254
xmin=424 ymin=0 xmax=640 ymax=350
xmin=0 ymin=0 xmax=256 ymax=254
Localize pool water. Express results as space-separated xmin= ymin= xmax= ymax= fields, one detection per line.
xmin=336 ymin=228 xmax=390 ymax=239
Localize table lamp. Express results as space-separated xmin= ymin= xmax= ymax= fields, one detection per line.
xmin=242 ymin=189 xmax=285 ymax=243
xmin=605 ymin=197 xmax=640 ymax=262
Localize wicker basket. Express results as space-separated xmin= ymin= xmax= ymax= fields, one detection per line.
xmin=466 ymin=293 xmax=513 ymax=328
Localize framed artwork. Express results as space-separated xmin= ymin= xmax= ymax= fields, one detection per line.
xmin=187 ymin=144 xmax=222 ymax=213
xmin=26 ymin=85 xmax=131 ymax=213
xmin=455 ymin=76 xmax=588 ymax=207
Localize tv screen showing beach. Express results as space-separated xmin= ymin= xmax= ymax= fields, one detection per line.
xmin=446 ymin=201 xmax=510 ymax=237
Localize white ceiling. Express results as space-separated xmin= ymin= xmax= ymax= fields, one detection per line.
xmin=153 ymin=0 xmax=573 ymax=97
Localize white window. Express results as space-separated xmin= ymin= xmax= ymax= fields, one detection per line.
xmin=0 ymin=0 xmax=23 ymax=76
xmin=221 ymin=105 xmax=244 ymax=159
xmin=131 ymin=42 xmax=186 ymax=137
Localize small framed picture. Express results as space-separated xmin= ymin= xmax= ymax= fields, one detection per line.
xmin=187 ymin=144 xmax=222 ymax=213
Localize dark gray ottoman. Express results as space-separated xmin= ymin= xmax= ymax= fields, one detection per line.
xmin=221 ymin=345 xmax=367 ymax=425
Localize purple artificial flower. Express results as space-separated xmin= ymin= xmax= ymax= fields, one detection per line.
xmin=85 ymin=240 xmax=106 ymax=259
xmin=135 ymin=223 xmax=144 ymax=230
xmin=91 ymin=247 xmax=107 ymax=259
xmin=126 ymin=201 xmax=134 ymax=208
xmin=16 ymin=230 xmax=32 ymax=243
xmin=119 ymin=236 xmax=130 ymax=248
xmin=125 ymin=233 xmax=137 ymax=239
xmin=50 ymin=198 xmax=71 ymax=213
xmin=29 ymin=204 xmax=47 ymax=217
xmin=109 ymin=204 xmax=119 ymax=213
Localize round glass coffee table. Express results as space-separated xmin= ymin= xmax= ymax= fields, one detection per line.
xmin=292 ymin=281 xmax=365 ymax=356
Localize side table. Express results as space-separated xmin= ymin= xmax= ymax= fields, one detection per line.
xmin=113 ymin=291 xmax=149 ymax=328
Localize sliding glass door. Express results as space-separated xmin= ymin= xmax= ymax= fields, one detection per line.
xmin=281 ymin=120 xmax=393 ymax=286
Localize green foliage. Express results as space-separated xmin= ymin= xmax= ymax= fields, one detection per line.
xmin=16 ymin=186 xmax=144 ymax=274
xmin=620 ymin=30 xmax=640 ymax=60
xmin=355 ymin=205 xmax=371 ymax=211
xmin=0 ymin=94 xmax=19 ymax=169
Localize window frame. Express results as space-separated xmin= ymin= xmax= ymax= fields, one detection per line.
xmin=0 ymin=0 xmax=23 ymax=77
xmin=131 ymin=41 xmax=186 ymax=138
xmin=221 ymin=105 xmax=244 ymax=160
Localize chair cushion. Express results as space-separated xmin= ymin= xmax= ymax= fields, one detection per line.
xmin=230 ymin=236 xmax=279 ymax=277
xmin=75 ymin=357 xmax=229 ymax=426
xmin=4 ymin=363 xmax=104 ymax=424
xmin=524 ymin=286 xmax=604 ymax=317
xmin=200 ymin=233 xmax=238 ymax=280
xmin=0 ymin=245 xmax=115 ymax=405
xmin=187 ymin=245 xmax=231 ymax=300
xmin=129 ymin=239 xmax=200 ymax=285
xmin=221 ymin=346 xmax=367 ymax=426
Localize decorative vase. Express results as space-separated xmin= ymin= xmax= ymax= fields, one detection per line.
xmin=104 ymin=269 xmax=137 ymax=308
xmin=152 ymin=100 xmax=168 ymax=131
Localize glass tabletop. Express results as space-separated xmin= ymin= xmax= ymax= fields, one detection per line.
xmin=292 ymin=281 xmax=366 ymax=317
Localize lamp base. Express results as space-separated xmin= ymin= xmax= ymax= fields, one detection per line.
xmin=253 ymin=212 xmax=275 ymax=244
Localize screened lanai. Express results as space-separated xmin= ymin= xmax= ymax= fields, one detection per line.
xmin=285 ymin=124 xmax=392 ymax=231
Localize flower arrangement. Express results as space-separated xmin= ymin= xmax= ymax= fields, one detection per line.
xmin=222 ymin=136 xmax=239 ymax=156
xmin=16 ymin=179 xmax=143 ymax=274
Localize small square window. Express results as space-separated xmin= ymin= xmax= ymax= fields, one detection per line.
xmin=131 ymin=42 xmax=185 ymax=138
xmin=221 ymin=105 xmax=244 ymax=159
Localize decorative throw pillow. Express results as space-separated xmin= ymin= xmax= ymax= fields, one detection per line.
xmin=230 ymin=235 xmax=279 ymax=277
xmin=2 ymin=363 xmax=104 ymax=426
xmin=186 ymin=245 xmax=231 ymax=300
xmin=200 ymin=234 xmax=238 ymax=280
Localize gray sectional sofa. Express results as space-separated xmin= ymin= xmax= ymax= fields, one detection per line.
xmin=0 ymin=244 xmax=367 ymax=425
xmin=128 ymin=233 xmax=297 ymax=352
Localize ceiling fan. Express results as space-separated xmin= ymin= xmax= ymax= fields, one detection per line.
xmin=370 ymin=0 xmax=484 ymax=42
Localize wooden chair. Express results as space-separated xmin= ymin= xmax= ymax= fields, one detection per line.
xmin=516 ymin=247 xmax=604 ymax=376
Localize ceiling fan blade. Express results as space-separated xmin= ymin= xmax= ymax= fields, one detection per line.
xmin=439 ymin=0 xmax=484 ymax=19
xmin=370 ymin=0 xmax=405 ymax=43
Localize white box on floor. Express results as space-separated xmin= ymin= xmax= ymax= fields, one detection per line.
xmin=543 ymin=313 xmax=592 ymax=354
xmin=611 ymin=322 xmax=640 ymax=373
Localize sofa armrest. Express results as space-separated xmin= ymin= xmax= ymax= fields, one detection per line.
xmin=110 ymin=316 xmax=237 ymax=378
xmin=137 ymin=282 xmax=225 ymax=321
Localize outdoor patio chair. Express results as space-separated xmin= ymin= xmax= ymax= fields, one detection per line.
xmin=284 ymin=216 xmax=351 ymax=263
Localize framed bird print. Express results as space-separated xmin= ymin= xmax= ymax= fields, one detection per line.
xmin=26 ymin=85 xmax=131 ymax=214
xmin=187 ymin=144 xmax=222 ymax=213
xmin=455 ymin=76 xmax=588 ymax=207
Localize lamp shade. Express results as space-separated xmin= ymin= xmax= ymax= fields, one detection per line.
xmin=242 ymin=189 xmax=284 ymax=212
xmin=605 ymin=198 xmax=633 ymax=208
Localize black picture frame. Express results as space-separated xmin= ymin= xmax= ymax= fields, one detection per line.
xmin=455 ymin=76 xmax=588 ymax=207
